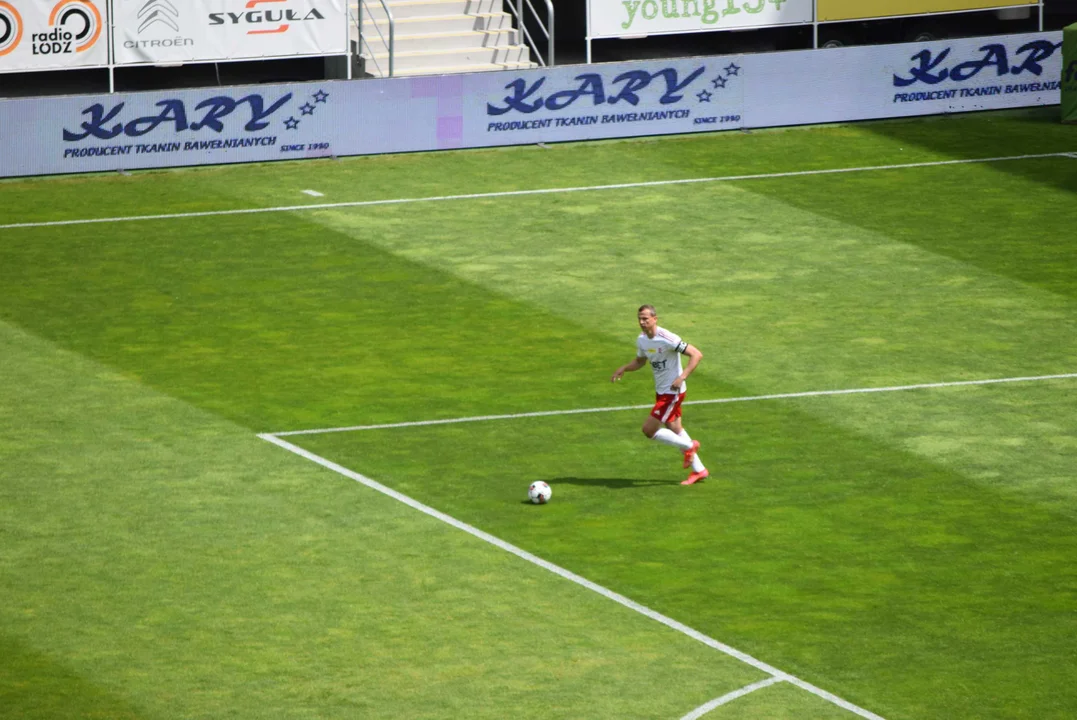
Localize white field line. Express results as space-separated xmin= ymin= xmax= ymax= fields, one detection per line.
xmin=258 ymin=432 xmax=886 ymax=720
xmin=302 ymin=189 xmax=325 ymax=197
xmin=1 ymin=151 xmax=1072 ymax=231
xmin=679 ymin=677 xmax=784 ymax=720
xmin=269 ymin=372 xmax=1077 ymax=437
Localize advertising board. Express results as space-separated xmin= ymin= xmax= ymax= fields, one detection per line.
xmin=0 ymin=0 xmax=108 ymax=73
xmin=745 ymin=31 xmax=1063 ymax=127
xmin=1064 ymin=22 xmax=1077 ymax=122
xmin=111 ymin=0 xmax=348 ymax=65
xmin=0 ymin=31 xmax=1064 ymax=178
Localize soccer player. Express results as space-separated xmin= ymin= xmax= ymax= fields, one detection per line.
xmin=610 ymin=305 xmax=709 ymax=485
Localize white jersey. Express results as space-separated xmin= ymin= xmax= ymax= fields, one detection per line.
xmin=636 ymin=326 xmax=689 ymax=395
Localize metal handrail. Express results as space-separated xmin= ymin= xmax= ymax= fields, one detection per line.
xmin=356 ymin=0 xmax=396 ymax=77
xmin=507 ymin=0 xmax=555 ymax=67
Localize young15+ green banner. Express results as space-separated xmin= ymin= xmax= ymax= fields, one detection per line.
xmin=588 ymin=0 xmax=812 ymax=39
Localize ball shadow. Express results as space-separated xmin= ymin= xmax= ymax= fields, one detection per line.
xmin=540 ymin=476 xmax=678 ymax=489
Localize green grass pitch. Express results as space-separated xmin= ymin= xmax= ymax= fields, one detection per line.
xmin=2 ymin=107 xmax=1077 ymax=719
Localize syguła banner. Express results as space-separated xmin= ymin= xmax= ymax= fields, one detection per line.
xmin=112 ymin=0 xmax=347 ymax=65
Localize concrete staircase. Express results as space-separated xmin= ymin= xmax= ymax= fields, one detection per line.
xmin=352 ymin=0 xmax=539 ymax=78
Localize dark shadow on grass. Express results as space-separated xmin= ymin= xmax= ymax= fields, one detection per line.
xmin=541 ymin=476 xmax=679 ymax=489
xmin=862 ymin=107 xmax=1077 ymax=196
xmin=0 ymin=633 xmax=145 ymax=719
xmin=747 ymin=108 xmax=1077 ymax=298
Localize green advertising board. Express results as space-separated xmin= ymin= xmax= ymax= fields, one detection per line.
xmin=1065 ymin=23 xmax=1077 ymax=124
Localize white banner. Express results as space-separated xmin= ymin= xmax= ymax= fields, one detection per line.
xmin=743 ymin=32 xmax=1063 ymax=127
xmin=0 ymin=0 xmax=108 ymax=73
xmin=589 ymin=0 xmax=812 ymax=39
xmin=112 ymin=0 xmax=347 ymax=66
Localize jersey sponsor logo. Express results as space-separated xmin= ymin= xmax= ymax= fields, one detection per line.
xmin=651 ymin=359 xmax=669 ymax=370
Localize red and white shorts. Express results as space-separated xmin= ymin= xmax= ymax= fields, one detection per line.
xmin=650 ymin=392 xmax=686 ymax=423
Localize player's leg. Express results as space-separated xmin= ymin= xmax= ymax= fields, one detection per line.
xmin=667 ymin=406 xmax=709 ymax=485
xmin=643 ymin=414 xmax=688 ymax=447
xmin=641 ymin=414 xmax=663 ymax=438
xmin=667 ymin=417 xmax=703 ymax=470
xmin=643 ymin=397 xmax=694 ymax=450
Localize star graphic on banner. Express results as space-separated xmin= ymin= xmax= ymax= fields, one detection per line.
xmin=313 ymin=90 xmax=329 ymax=103
xmin=711 ymin=75 xmax=728 ymax=89
xmin=696 ymin=89 xmax=713 ymax=102
xmin=724 ymin=62 xmax=741 ymax=76
xmin=300 ymin=103 xmax=315 ymax=116
xmin=284 ymin=117 xmax=300 ymax=130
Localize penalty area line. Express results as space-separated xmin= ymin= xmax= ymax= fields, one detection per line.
xmin=268 ymin=371 xmax=1077 ymax=437
xmin=1 ymin=151 xmax=1074 ymax=231
xmin=679 ymin=677 xmax=784 ymax=720
xmin=257 ymin=432 xmax=886 ymax=720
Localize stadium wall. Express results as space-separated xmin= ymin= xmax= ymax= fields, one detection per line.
xmin=0 ymin=31 xmax=1064 ymax=179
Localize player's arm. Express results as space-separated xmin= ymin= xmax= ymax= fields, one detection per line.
xmin=670 ymin=343 xmax=702 ymax=391
xmin=611 ymin=355 xmax=648 ymax=382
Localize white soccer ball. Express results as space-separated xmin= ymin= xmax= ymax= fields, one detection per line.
xmin=528 ymin=481 xmax=552 ymax=505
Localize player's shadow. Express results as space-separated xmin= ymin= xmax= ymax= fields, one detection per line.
xmin=543 ymin=476 xmax=676 ymax=489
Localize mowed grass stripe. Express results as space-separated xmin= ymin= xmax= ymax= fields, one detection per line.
xmin=294 ymin=165 xmax=1077 ymax=515
xmin=260 ymin=433 xmax=887 ymax=720
xmin=2 ymin=107 xmax=1074 ymax=227
xmin=270 ymin=372 xmax=1077 ymax=436
xmin=0 ymin=320 xmax=774 ymax=719
xmin=297 ymin=392 xmax=1077 ymax=720
xmin=0 ymin=213 xmax=652 ymax=431
xmin=738 ymin=157 xmax=1077 ymax=300
xmin=301 ymin=170 xmax=1077 ymax=423
xmin=1 ymin=151 xmax=1072 ymax=231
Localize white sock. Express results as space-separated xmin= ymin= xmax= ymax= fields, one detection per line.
xmin=678 ymin=430 xmax=706 ymax=472
xmin=652 ymin=428 xmax=693 ymax=450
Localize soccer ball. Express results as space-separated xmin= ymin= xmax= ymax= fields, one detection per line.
xmin=528 ymin=481 xmax=552 ymax=505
